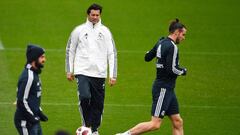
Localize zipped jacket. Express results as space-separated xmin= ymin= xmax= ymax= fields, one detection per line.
xmin=66 ymin=19 xmax=117 ymax=78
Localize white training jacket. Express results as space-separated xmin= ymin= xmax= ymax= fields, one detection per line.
xmin=66 ymin=19 xmax=117 ymax=79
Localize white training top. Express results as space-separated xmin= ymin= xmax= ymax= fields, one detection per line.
xmin=66 ymin=19 xmax=117 ymax=78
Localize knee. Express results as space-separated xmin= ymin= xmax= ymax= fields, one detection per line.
xmin=173 ymin=117 xmax=183 ymax=129
xmin=79 ymin=93 xmax=91 ymax=100
xmin=151 ymin=124 xmax=160 ymax=130
xmin=150 ymin=120 xmax=161 ymax=130
xmin=80 ymin=98 xmax=91 ymax=106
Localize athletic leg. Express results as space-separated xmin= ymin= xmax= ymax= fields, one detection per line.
xmin=89 ymin=77 xmax=105 ymax=132
xmin=28 ymin=123 xmax=42 ymax=135
xmin=169 ymin=114 xmax=184 ymax=135
xmin=167 ymin=91 xmax=183 ymax=135
xmin=116 ymin=81 xmax=172 ymax=135
xmin=129 ymin=116 xmax=162 ymax=135
xmin=75 ymin=75 xmax=92 ymax=127
xmin=14 ymin=120 xmax=31 ymax=135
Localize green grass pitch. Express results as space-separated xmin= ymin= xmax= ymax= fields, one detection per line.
xmin=0 ymin=0 xmax=240 ymax=134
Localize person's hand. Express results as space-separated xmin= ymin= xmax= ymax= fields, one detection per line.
xmin=39 ymin=111 xmax=48 ymax=122
xmin=29 ymin=116 xmax=40 ymax=125
xmin=67 ymin=73 xmax=74 ymax=81
xmin=182 ymin=68 xmax=187 ymax=76
xmin=109 ymin=78 xmax=117 ymax=87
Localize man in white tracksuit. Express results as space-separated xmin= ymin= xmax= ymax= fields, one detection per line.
xmin=65 ymin=3 xmax=117 ymax=135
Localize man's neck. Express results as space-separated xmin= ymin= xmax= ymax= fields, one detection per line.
xmin=30 ymin=62 xmax=38 ymax=70
xmin=86 ymin=19 xmax=101 ymax=28
xmin=168 ymin=35 xmax=176 ymax=43
xmin=30 ymin=61 xmax=37 ymax=69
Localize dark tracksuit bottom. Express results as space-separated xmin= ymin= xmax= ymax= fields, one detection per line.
xmin=75 ymin=75 xmax=105 ymax=132
xmin=14 ymin=118 xmax=42 ymax=135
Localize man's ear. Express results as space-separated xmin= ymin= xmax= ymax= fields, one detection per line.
xmin=173 ymin=30 xmax=179 ymax=36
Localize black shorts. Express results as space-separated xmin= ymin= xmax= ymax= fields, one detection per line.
xmin=151 ymin=80 xmax=179 ymax=118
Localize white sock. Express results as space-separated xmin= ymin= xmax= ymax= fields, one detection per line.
xmin=123 ymin=130 xmax=131 ymax=135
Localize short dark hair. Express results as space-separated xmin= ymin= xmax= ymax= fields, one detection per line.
xmin=169 ymin=18 xmax=186 ymax=33
xmin=87 ymin=3 xmax=102 ymax=15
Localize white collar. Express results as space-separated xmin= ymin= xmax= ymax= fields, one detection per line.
xmin=86 ymin=18 xmax=101 ymax=29
xmin=26 ymin=64 xmax=32 ymax=69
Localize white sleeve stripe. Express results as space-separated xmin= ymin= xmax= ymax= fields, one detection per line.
xmin=156 ymin=44 xmax=162 ymax=58
xmin=65 ymin=36 xmax=72 ymax=73
xmin=23 ymin=69 xmax=34 ymax=115
xmin=112 ymin=38 xmax=117 ymax=78
xmin=171 ymin=41 xmax=183 ymax=75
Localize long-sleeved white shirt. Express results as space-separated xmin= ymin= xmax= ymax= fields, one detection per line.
xmin=66 ymin=19 xmax=117 ymax=78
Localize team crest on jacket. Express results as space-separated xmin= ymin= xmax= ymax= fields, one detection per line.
xmin=98 ymin=32 xmax=103 ymax=40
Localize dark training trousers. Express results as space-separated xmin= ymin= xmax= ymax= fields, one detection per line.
xmin=14 ymin=119 xmax=42 ymax=135
xmin=75 ymin=75 xmax=105 ymax=132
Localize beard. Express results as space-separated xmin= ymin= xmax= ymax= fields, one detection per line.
xmin=35 ymin=60 xmax=44 ymax=74
xmin=175 ymin=38 xmax=180 ymax=44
